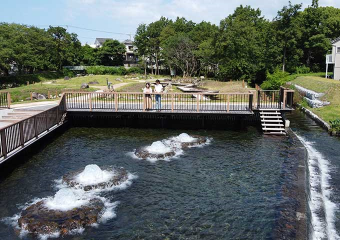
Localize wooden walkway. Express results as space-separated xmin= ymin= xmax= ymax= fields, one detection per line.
xmin=0 ymin=88 xmax=295 ymax=163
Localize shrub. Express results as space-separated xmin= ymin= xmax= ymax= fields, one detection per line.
xmin=63 ymin=69 xmax=75 ymax=78
xmin=127 ymin=67 xmax=143 ymax=74
xmin=261 ymin=68 xmax=290 ymax=90
xmin=295 ymin=66 xmax=310 ymax=74
xmin=85 ymin=66 xmax=127 ymax=75
xmin=330 ymin=119 xmax=340 ymax=132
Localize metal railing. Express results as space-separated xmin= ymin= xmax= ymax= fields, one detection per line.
xmin=0 ymin=95 xmax=67 ymax=159
xmin=64 ymin=92 xmax=254 ymax=113
xmin=257 ymin=87 xmax=294 ymax=110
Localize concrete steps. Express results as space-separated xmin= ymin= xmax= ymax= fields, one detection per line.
xmin=260 ymin=109 xmax=286 ymax=135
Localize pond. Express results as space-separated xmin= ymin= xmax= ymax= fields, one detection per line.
xmin=0 ymin=126 xmax=295 ymax=239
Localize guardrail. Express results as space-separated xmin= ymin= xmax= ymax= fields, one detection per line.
xmin=0 ymin=95 xmax=67 ymax=159
xmin=0 ymin=92 xmax=10 ymax=109
xmin=64 ymin=92 xmax=254 ymax=113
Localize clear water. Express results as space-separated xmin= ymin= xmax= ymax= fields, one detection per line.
xmin=287 ymin=111 xmax=340 ymax=240
xmin=0 ymin=111 xmax=338 ymax=239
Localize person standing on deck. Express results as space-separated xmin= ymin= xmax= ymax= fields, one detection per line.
xmin=143 ymin=82 xmax=152 ymax=110
xmin=154 ymin=80 xmax=163 ymax=111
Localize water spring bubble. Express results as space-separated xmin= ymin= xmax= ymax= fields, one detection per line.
xmin=44 ymin=188 xmax=89 ymax=211
xmin=75 ymin=164 xmax=114 ymax=186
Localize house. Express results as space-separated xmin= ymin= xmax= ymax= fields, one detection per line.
xmin=122 ymin=39 xmax=138 ymax=67
xmin=92 ymin=38 xmax=138 ymax=67
xmin=93 ymin=38 xmax=113 ymax=48
xmin=326 ymin=37 xmax=340 ymax=80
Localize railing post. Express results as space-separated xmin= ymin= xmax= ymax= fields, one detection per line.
xmin=114 ymin=92 xmax=118 ymax=112
xmin=249 ymin=93 xmax=253 ymax=111
xmin=257 ymin=90 xmax=261 ymax=109
xmin=46 ymin=111 xmax=49 ymax=132
xmin=143 ymin=94 xmax=146 ymax=112
xmin=283 ymin=90 xmax=287 ymax=110
xmin=19 ymin=122 xmax=24 ymax=147
xmin=7 ymin=92 xmax=10 ymax=109
xmin=227 ymin=94 xmax=230 ymax=113
xmin=171 ymin=94 xmax=174 ymax=112
xmin=196 ymin=94 xmax=200 ymax=112
xmin=1 ymin=130 xmax=7 ymax=158
xmin=34 ymin=116 xmax=38 ymax=139
xmin=89 ymin=93 xmax=92 ymax=111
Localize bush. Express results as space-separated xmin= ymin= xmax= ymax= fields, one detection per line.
xmin=0 ymin=72 xmax=63 ymax=89
xmin=295 ymin=66 xmax=310 ymax=74
xmin=330 ymin=119 xmax=340 ymax=132
xmin=85 ymin=66 xmax=127 ymax=75
xmin=261 ymin=68 xmax=290 ymax=90
xmin=127 ymin=67 xmax=143 ymax=74
xmin=62 ymin=69 xmax=75 ymax=78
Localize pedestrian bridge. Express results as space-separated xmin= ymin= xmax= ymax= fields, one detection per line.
xmin=0 ymin=88 xmax=294 ymax=162
xmin=64 ymin=88 xmax=294 ymax=114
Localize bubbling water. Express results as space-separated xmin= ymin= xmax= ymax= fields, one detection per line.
xmin=44 ymin=188 xmax=89 ymax=211
xmin=145 ymin=141 xmax=172 ymax=154
xmin=75 ymin=164 xmax=114 ymax=186
xmin=172 ymin=133 xmax=197 ymax=143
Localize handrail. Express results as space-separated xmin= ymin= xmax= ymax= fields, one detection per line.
xmin=63 ymin=91 xmax=254 ymax=113
xmin=0 ymin=95 xmax=67 ymax=159
xmin=0 ymin=92 xmax=11 ymax=109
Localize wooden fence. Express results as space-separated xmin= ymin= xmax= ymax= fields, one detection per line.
xmin=0 ymin=95 xmax=67 ymax=159
xmin=65 ymin=92 xmax=255 ymax=113
xmin=0 ymin=92 xmax=10 ymax=109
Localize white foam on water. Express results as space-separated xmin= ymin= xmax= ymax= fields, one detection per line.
xmin=296 ymin=134 xmax=340 ymax=240
xmin=3 ymin=164 xmax=136 ymax=239
xmin=44 ymin=188 xmax=89 ymax=211
xmin=98 ymin=199 xmax=119 ymax=223
xmin=145 ymin=141 xmax=172 ymax=154
xmin=171 ymin=133 xmax=197 ymax=143
xmin=75 ymin=164 xmax=114 ymax=186
xmin=133 ymin=133 xmax=211 ymax=162
xmin=38 ymin=232 xmax=60 ymax=240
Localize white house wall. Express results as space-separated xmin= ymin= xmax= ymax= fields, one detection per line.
xmin=334 ymin=41 xmax=340 ymax=80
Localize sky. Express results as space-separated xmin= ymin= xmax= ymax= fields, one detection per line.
xmin=1 ymin=0 xmax=339 ymax=45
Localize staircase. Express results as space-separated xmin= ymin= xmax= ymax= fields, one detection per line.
xmin=260 ymin=109 xmax=286 ymax=135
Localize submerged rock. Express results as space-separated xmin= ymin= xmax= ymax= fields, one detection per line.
xmin=134 ymin=147 xmax=176 ymax=160
xmin=134 ymin=134 xmax=208 ymax=160
xmin=18 ymin=198 xmax=104 ymax=236
xmin=63 ymin=167 xmax=129 ymax=191
xmin=179 ymin=135 xmax=207 ymax=148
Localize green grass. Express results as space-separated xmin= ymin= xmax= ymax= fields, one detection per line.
xmin=291 ymin=75 xmax=340 ymax=123
xmin=52 ymin=75 xmax=137 ymax=87
xmin=0 ymin=72 xmax=64 ymax=85
xmin=0 ymin=83 xmax=95 ymax=103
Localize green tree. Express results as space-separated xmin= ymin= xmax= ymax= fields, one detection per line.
xmin=162 ymin=33 xmax=199 ymax=77
xmin=274 ymin=2 xmax=302 ymax=72
xmin=47 ymin=26 xmax=82 ymax=70
xmin=98 ymin=39 xmax=126 ymax=66
xmin=216 ymin=5 xmax=268 ymax=82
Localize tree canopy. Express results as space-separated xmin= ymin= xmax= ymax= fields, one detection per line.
xmin=1 ymin=0 xmax=340 ymax=85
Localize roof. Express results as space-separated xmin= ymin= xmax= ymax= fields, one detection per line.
xmin=331 ymin=37 xmax=340 ymax=44
xmin=95 ymin=38 xmax=113 ymax=45
xmin=122 ymin=39 xmax=134 ymax=45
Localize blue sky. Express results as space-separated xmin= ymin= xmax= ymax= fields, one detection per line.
xmin=1 ymin=0 xmax=339 ymax=45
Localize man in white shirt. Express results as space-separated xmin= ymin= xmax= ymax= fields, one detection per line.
xmin=154 ymin=80 xmax=163 ymax=111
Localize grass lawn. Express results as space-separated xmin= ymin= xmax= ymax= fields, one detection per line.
xmin=116 ymin=79 xmax=253 ymax=93
xmin=291 ymin=76 xmax=340 ymax=122
xmin=201 ymin=80 xmax=253 ymax=92
xmin=1 ymin=83 xmax=96 ymax=103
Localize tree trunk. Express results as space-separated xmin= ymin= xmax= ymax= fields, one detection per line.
xmin=282 ymin=45 xmax=286 ymax=72
xmin=156 ymin=53 xmax=159 ymax=75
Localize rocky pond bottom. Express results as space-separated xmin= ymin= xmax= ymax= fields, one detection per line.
xmin=0 ymin=127 xmax=308 ymax=239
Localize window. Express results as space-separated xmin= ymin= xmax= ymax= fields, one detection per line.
xmin=128 ymin=46 xmax=133 ymax=51
xmin=337 ymin=47 xmax=340 ymax=54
